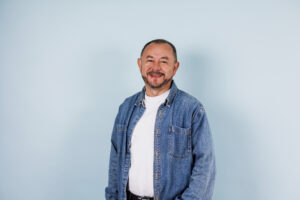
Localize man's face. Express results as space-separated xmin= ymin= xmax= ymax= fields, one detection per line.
xmin=138 ymin=43 xmax=179 ymax=90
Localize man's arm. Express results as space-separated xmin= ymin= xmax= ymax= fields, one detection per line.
xmin=105 ymin=112 xmax=120 ymax=200
xmin=175 ymin=105 xmax=216 ymax=200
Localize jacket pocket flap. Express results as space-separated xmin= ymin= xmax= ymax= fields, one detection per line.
xmin=169 ymin=125 xmax=191 ymax=135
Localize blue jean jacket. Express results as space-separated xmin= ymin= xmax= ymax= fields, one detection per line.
xmin=105 ymin=81 xmax=216 ymax=200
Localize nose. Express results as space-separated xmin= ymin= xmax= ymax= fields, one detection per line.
xmin=152 ymin=60 xmax=161 ymax=71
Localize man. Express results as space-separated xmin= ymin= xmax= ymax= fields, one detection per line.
xmin=105 ymin=39 xmax=216 ymax=200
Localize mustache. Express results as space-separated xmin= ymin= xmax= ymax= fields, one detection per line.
xmin=147 ymin=71 xmax=165 ymax=76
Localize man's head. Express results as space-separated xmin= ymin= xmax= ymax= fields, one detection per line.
xmin=138 ymin=39 xmax=179 ymax=93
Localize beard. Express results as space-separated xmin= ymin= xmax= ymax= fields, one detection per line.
xmin=142 ymin=71 xmax=172 ymax=89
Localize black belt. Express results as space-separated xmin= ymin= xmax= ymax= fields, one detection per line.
xmin=127 ymin=190 xmax=154 ymax=200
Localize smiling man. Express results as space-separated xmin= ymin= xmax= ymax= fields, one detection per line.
xmin=105 ymin=39 xmax=216 ymax=200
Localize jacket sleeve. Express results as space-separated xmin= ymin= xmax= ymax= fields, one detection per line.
xmin=105 ymin=111 xmax=121 ymax=200
xmin=175 ymin=105 xmax=216 ymax=200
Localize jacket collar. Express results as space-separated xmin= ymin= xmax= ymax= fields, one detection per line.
xmin=135 ymin=80 xmax=178 ymax=107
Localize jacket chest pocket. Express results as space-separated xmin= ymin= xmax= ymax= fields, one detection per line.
xmin=111 ymin=124 xmax=127 ymax=154
xmin=168 ymin=125 xmax=192 ymax=158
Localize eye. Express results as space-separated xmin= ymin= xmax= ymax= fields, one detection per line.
xmin=161 ymin=61 xmax=168 ymax=64
xmin=147 ymin=60 xmax=154 ymax=62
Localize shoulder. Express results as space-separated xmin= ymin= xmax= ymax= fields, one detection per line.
xmin=118 ymin=91 xmax=140 ymax=111
xmin=175 ymin=89 xmax=205 ymax=112
xmin=113 ymin=91 xmax=141 ymax=124
xmin=171 ymin=89 xmax=207 ymax=128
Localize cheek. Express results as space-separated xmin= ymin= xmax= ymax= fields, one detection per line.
xmin=143 ymin=65 xmax=152 ymax=73
xmin=141 ymin=66 xmax=149 ymax=74
xmin=165 ymin=68 xmax=175 ymax=76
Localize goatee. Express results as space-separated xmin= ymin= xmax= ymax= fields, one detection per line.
xmin=142 ymin=75 xmax=172 ymax=89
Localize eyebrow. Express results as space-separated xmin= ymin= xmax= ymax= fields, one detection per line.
xmin=145 ymin=55 xmax=169 ymax=60
xmin=160 ymin=56 xmax=169 ymax=60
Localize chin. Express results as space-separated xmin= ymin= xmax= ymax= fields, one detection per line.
xmin=150 ymin=81 xmax=163 ymax=87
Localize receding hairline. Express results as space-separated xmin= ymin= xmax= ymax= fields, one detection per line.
xmin=140 ymin=39 xmax=177 ymax=61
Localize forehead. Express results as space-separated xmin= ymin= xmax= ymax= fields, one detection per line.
xmin=142 ymin=43 xmax=174 ymax=58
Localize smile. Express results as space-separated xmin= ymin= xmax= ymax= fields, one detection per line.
xmin=148 ymin=72 xmax=164 ymax=78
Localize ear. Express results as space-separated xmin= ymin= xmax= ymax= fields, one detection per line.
xmin=173 ymin=61 xmax=180 ymax=75
xmin=137 ymin=58 xmax=142 ymax=72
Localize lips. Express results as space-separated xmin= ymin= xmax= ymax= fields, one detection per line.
xmin=148 ymin=71 xmax=164 ymax=78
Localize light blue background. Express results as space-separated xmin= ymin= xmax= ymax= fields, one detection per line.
xmin=1 ymin=1 xmax=299 ymax=200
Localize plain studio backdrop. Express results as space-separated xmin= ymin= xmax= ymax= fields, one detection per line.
xmin=0 ymin=1 xmax=299 ymax=200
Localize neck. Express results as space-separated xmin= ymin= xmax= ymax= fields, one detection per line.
xmin=145 ymin=81 xmax=172 ymax=97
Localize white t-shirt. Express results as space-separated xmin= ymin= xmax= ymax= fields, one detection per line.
xmin=128 ymin=89 xmax=170 ymax=197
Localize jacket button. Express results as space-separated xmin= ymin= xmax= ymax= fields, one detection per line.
xmin=156 ymin=130 xmax=159 ymax=134
xmin=155 ymin=173 xmax=158 ymax=179
xmin=156 ymin=151 xmax=159 ymax=156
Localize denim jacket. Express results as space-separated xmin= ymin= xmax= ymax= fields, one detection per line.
xmin=105 ymin=81 xmax=216 ymax=200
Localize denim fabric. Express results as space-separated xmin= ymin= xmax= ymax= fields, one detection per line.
xmin=105 ymin=81 xmax=216 ymax=200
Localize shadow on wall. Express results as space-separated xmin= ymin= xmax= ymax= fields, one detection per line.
xmin=182 ymin=49 xmax=261 ymax=200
